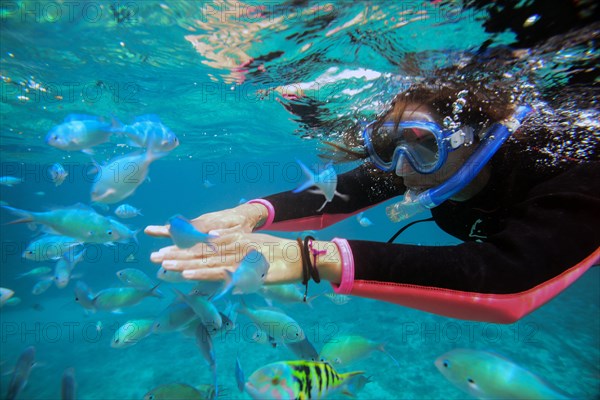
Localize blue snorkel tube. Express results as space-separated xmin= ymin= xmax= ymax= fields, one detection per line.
xmin=387 ymin=105 xmax=534 ymax=222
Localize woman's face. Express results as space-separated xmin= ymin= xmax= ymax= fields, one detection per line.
xmin=391 ymin=104 xmax=478 ymax=191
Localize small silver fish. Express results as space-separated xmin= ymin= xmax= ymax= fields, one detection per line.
xmin=48 ymin=163 xmax=68 ymax=186
xmin=293 ymin=160 xmax=349 ymax=212
xmin=212 ymin=250 xmax=270 ymax=301
xmin=114 ymin=204 xmax=142 ymax=219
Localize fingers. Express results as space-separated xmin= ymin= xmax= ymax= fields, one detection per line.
xmin=181 ymin=266 xmax=232 ymax=281
xmin=144 ymin=225 xmax=170 ymax=238
xmin=150 ymin=244 xmax=218 ymax=263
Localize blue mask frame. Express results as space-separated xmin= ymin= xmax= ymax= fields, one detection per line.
xmin=362 ymin=120 xmax=460 ymax=174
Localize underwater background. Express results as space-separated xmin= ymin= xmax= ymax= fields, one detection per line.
xmin=1 ymin=1 xmax=598 ymax=399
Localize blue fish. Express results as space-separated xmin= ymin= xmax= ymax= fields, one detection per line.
xmin=211 ymin=250 xmax=270 ymax=301
xmin=46 ymin=114 xmax=118 ymax=153
xmin=168 ymin=214 xmax=216 ymax=249
xmin=122 ymin=114 xmax=179 ymax=152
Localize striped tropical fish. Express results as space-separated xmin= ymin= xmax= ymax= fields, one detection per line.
xmin=245 ymin=360 xmax=364 ymax=400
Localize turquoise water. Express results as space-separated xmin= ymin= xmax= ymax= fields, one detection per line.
xmin=1 ymin=1 xmax=598 ymax=399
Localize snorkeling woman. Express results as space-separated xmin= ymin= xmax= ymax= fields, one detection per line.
xmin=146 ymin=80 xmax=599 ymax=324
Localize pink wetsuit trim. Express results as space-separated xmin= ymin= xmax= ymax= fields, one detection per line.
xmin=247 ymin=199 xmax=275 ymax=230
xmin=350 ymin=246 xmax=600 ymax=324
xmin=330 ymin=238 xmax=354 ymax=294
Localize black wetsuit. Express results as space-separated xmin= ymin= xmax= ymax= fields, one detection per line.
xmin=264 ymin=144 xmax=600 ymax=295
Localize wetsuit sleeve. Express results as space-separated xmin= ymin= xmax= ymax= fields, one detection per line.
xmin=333 ymin=162 xmax=600 ymax=323
xmin=257 ymin=163 xmax=405 ymax=231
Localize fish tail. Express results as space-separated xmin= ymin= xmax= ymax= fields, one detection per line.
xmin=2 ymin=206 xmax=34 ymax=224
xmin=293 ymin=160 xmax=316 ymax=194
xmin=378 ymin=344 xmax=400 ymax=368
xmin=132 ymin=228 xmax=141 ymax=245
xmin=210 ymin=270 xmax=234 ymax=302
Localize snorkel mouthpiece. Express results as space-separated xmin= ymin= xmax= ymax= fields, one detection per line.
xmin=386 ymin=105 xmax=534 ymax=222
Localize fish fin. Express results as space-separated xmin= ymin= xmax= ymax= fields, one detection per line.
xmin=2 ymin=206 xmax=34 ymax=224
xmin=92 ymin=188 xmax=116 ymax=203
xmin=335 ymin=190 xmax=350 ymax=202
xmin=292 ymin=159 xmax=317 ymax=193
xmin=132 ymin=228 xmax=141 ymax=245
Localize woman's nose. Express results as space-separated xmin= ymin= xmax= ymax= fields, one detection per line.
xmin=395 ymin=154 xmax=416 ymax=176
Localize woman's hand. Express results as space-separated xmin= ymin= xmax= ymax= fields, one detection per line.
xmin=149 ymin=232 xmax=343 ymax=285
xmin=144 ymin=203 xmax=267 ymax=238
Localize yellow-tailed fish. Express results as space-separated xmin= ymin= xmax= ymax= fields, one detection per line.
xmin=117 ymin=268 xmax=161 ymax=295
xmin=92 ymin=285 xmax=161 ymax=311
xmin=2 ymin=204 xmax=116 ymax=244
xmin=112 ymin=319 xmax=154 ymax=348
xmin=143 ymin=383 xmax=210 ymax=400
xmin=435 ymin=348 xmax=572 ymax=400
xmin=237 ymin=303 xmax=305 ymax=343
xmin=245 ymin=360 xmax=364 ymax=400
xmin=319 ymin=334 xmax=399 ymax=367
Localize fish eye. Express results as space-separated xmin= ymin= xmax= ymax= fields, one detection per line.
xmin=443 ymin=359 xmax=450 ymax=368
xmin=75 ymin=297 xmax=79 ymax=301
xmin=467 ymin=378 xmax=475 ymax=385
xmin=271 ymin=377 xmax=280 ymax=385
xmin=114 ymin=339 xmax=119 ymax=343
xmin=107 ymin=230 xmax=113 ymax=235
